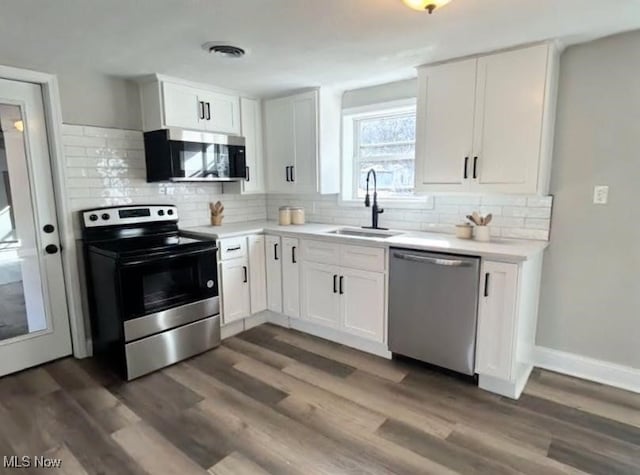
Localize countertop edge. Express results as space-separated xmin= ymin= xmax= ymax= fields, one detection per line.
xmin=182 ymin=221 xmax=549 ymax=262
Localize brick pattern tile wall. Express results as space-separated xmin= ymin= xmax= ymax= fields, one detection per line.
xmin=61 ymin=125 xmax=266 ymax=234
xmin=267 ymin=193 xmax=554 ymax=241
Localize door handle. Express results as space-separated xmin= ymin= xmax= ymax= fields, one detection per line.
xmin=199 ymin=101 xmax=205 ymax=120
xmin=285 ymin=166 xmax=290 ymax=182
xmin=226 ymin=246 xmax=241 ymax=252
xmin=43 ymin=224 xmax=55 ymax=234
xmin=473 ymin=156 xmax=478 ymax=179
xmin=339 ymin=276 xmax=344 ymax=295
xmin=274 ymin=243 xmax=279 ymax=260
xmin=292 ymin=246 xmax=297 ymax=264
xmin=246 ymin=166 xmax=250 ymax=182
xmin=45 ymin=244 xmax=59 ymax=255
xmin=393 ymin=252 xmax=473 ymax=267
xmin=206 ymin=102 xmax=211 ymax=120
xmin=243 ymin=266 xmax=248 ymax=283
xmin=333 ymin=274 xmax=338 ymax=293
xmin=464 ymin=156 xmax=469 ymax=179
xmin=290 ymin=165 xmax=295 ymax=182
xmin=484 ymin=272 xmax=490 ymax=297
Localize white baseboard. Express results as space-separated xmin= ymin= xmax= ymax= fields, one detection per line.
xmin=533 ymin=346 xmax=640 ymax=394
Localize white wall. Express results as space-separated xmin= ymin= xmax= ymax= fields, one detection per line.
xmin=537 ymin=31 xmax=640 ymax=369
xmin=57 ymin=71 xmax=141 ymax=130
xmin=343 ymin=78 xmax=417 ymax=109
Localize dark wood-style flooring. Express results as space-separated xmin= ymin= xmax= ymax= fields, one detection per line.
xmin=0 ymin=323 xmax=638 ymax=474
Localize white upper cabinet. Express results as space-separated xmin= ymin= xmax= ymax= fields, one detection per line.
xmin=239 ymin=98 xmax=266 ymax=194
xmin=140 ymin=77 xmax=241 ymax=135
xmin=415 ymin=43 xmax=558 ymax=195
xmin=415 ymin=58 xmax=477 ymax=190
xmin=264 ymin=89 xmax=340 ymax=194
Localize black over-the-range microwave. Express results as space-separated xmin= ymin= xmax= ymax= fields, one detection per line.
xmin=143 ymin=128 xmax=247 ymax=182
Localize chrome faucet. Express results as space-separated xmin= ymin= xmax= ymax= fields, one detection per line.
xmin=364 ymin=169 xmax=385 ymax=230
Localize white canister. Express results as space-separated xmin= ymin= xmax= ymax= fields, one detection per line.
xmin=474 ymin=225 xmax=491 ymax=242
xmin=278 ymin=206 xmax=291 ymax=226
xmin=455 ymin=224 xmax=473 ymax=239
xmin=290 ymin=207 xmax=305 ymax=225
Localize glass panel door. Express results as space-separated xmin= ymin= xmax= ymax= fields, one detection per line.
xmin=0 ymin=77 xmax=71 ymax=375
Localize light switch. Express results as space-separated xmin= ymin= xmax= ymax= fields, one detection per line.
xmin=593 ymin=185 xmax=609 ymax=204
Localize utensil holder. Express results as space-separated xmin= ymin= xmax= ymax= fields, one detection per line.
xmin=474 ymin=225 xmax=490 ymax=242
xmin=211 ymin=215 xmax=223 ymax=226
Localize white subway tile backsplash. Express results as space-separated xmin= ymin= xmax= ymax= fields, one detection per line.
xmin=527 ymin=196 xmax=554 ymax=207
xmin=268 ymin=191 xmax=552 ymax=241
xmin=480 ymin=195 xmax=528 ymax=206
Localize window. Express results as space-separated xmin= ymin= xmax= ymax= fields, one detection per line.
xmin=343 ymin=101 xmax=417 ymax=201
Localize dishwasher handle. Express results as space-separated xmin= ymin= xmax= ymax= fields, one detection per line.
xmin=393 ymin=252 xmax=473 ymax=267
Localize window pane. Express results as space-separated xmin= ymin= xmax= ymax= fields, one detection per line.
xmin=358 ymin=114 xmax=416 ymax=146
xmin=353 ymin=110 xmax=416 ymax=198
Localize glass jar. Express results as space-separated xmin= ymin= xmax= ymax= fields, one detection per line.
xmin=278 ymin=206 xmax=291 ymax=225
xmin=290 ymin=207 xmax=305 ymax=225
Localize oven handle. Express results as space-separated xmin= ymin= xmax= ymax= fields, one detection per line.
xmin=119 ymin=247 xmax=216 ymax=267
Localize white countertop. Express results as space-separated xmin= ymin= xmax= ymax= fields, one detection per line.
xmin=183 ymin=221 xmax=548 ymax=262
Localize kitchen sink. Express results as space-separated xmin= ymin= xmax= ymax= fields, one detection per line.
xmin=327 ymin=227 xmax=405 ymax=239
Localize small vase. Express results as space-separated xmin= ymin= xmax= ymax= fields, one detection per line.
xmin=474 ymin=225 xmax=490 ymax=242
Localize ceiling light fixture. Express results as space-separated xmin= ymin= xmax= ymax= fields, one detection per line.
xmin=402 ymin=0 xmax=452 ymax=14
xmin=202 ymin=42 xmax=246 ymax=58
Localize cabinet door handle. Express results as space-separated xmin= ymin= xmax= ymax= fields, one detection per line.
xmin=243 ymin=266 xmax=248 ymax=283
xmin=333 ymin=274 xmax=338 ymax=293
xmin=274 ymin=243 xmax=279 ymax=260
xmin=226 ymin=245 xmax=241 ymax=252
xmin=484 ymin=272 xmax=490 ymax=297
xmin=290 ymin=165 xmax=295 ymax=182
xmin=206 ymin=102 xmax=211 ymax=120
xmin=464 ymin=156 xmax=469 ymax=179
xmin=473 ymin=156 xmax=478 ymax=179
xmin=246 ymin=166 xmax=250 ymax=182
xmin=292 ymin=246 xmax=297 ymax=264
xmin=339 ymin=276 xmax=344 ymax=295
xmin=285 ymin=166 xmax=290 ymax=182
xmin=199 ymin=101 xmax=205 ymax=120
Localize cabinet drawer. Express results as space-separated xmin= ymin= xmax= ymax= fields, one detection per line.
xmin=218 ymin=237 xmax=247 ymax=261
xmin=340 ymin=245 xmax=385 ymax=272
xmin=301 ymin=239 xmax=339 ymax=265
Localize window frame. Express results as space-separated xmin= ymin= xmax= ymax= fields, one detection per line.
xmin=341 ymin=98 xmax=428 ymax=207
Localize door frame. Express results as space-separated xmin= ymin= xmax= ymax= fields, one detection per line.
xmin=0 ymin=65 xmax=88 ymax=357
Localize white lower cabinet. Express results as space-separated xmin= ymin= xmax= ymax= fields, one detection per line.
xmin=476 ymin=261 xmax=518 ymax=380
xmin=300 ymin=242 xmax=386 ymax=343
xmin=341 ymin=268 xmax=385 ymax=342
xmin=282 ymin=237 xmax=300 ymax=318
xmin=265 ymin=235 xmax=283 ymax=313
xmin=301 ymin=262 xmax=341 ymax=329
xmin=248 ymin=235 xmax=267 ymax=314
xmin=220 ymin=257 xmax=250 ymax=324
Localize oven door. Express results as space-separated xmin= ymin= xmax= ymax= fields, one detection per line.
xmin=118 ymin=246 xmax=218 ymax=324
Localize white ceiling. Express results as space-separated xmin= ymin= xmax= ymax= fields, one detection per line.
xmin=1 ymin=0 xmax=639 ymax=97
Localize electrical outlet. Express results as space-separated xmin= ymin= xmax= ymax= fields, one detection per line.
xmin=593 ymin=185 xmax=609 ymax=204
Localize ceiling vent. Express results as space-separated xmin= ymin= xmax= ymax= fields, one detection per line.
xmin=202 ymin=42 xmax=246 ymax=58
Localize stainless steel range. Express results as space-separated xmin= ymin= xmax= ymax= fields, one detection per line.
xmin=80 ymin=204 xmax=221 ymax=380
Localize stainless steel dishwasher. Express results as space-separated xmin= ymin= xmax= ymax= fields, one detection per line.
xmin=388 ymin=248 xmax=480 ymax=375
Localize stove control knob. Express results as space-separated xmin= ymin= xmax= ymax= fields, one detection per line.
xmin=167 ymin=209 xmax=174 ymax=216
xmin=158 ymin=210 xmax=165 ymax=216
xmin=89 ymin=214 xmax=98 ymax=222
xmin=101 ymin=213 xmax=110 ymax=220
xmin=206 ymin=280 xmax=215 ymax=289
